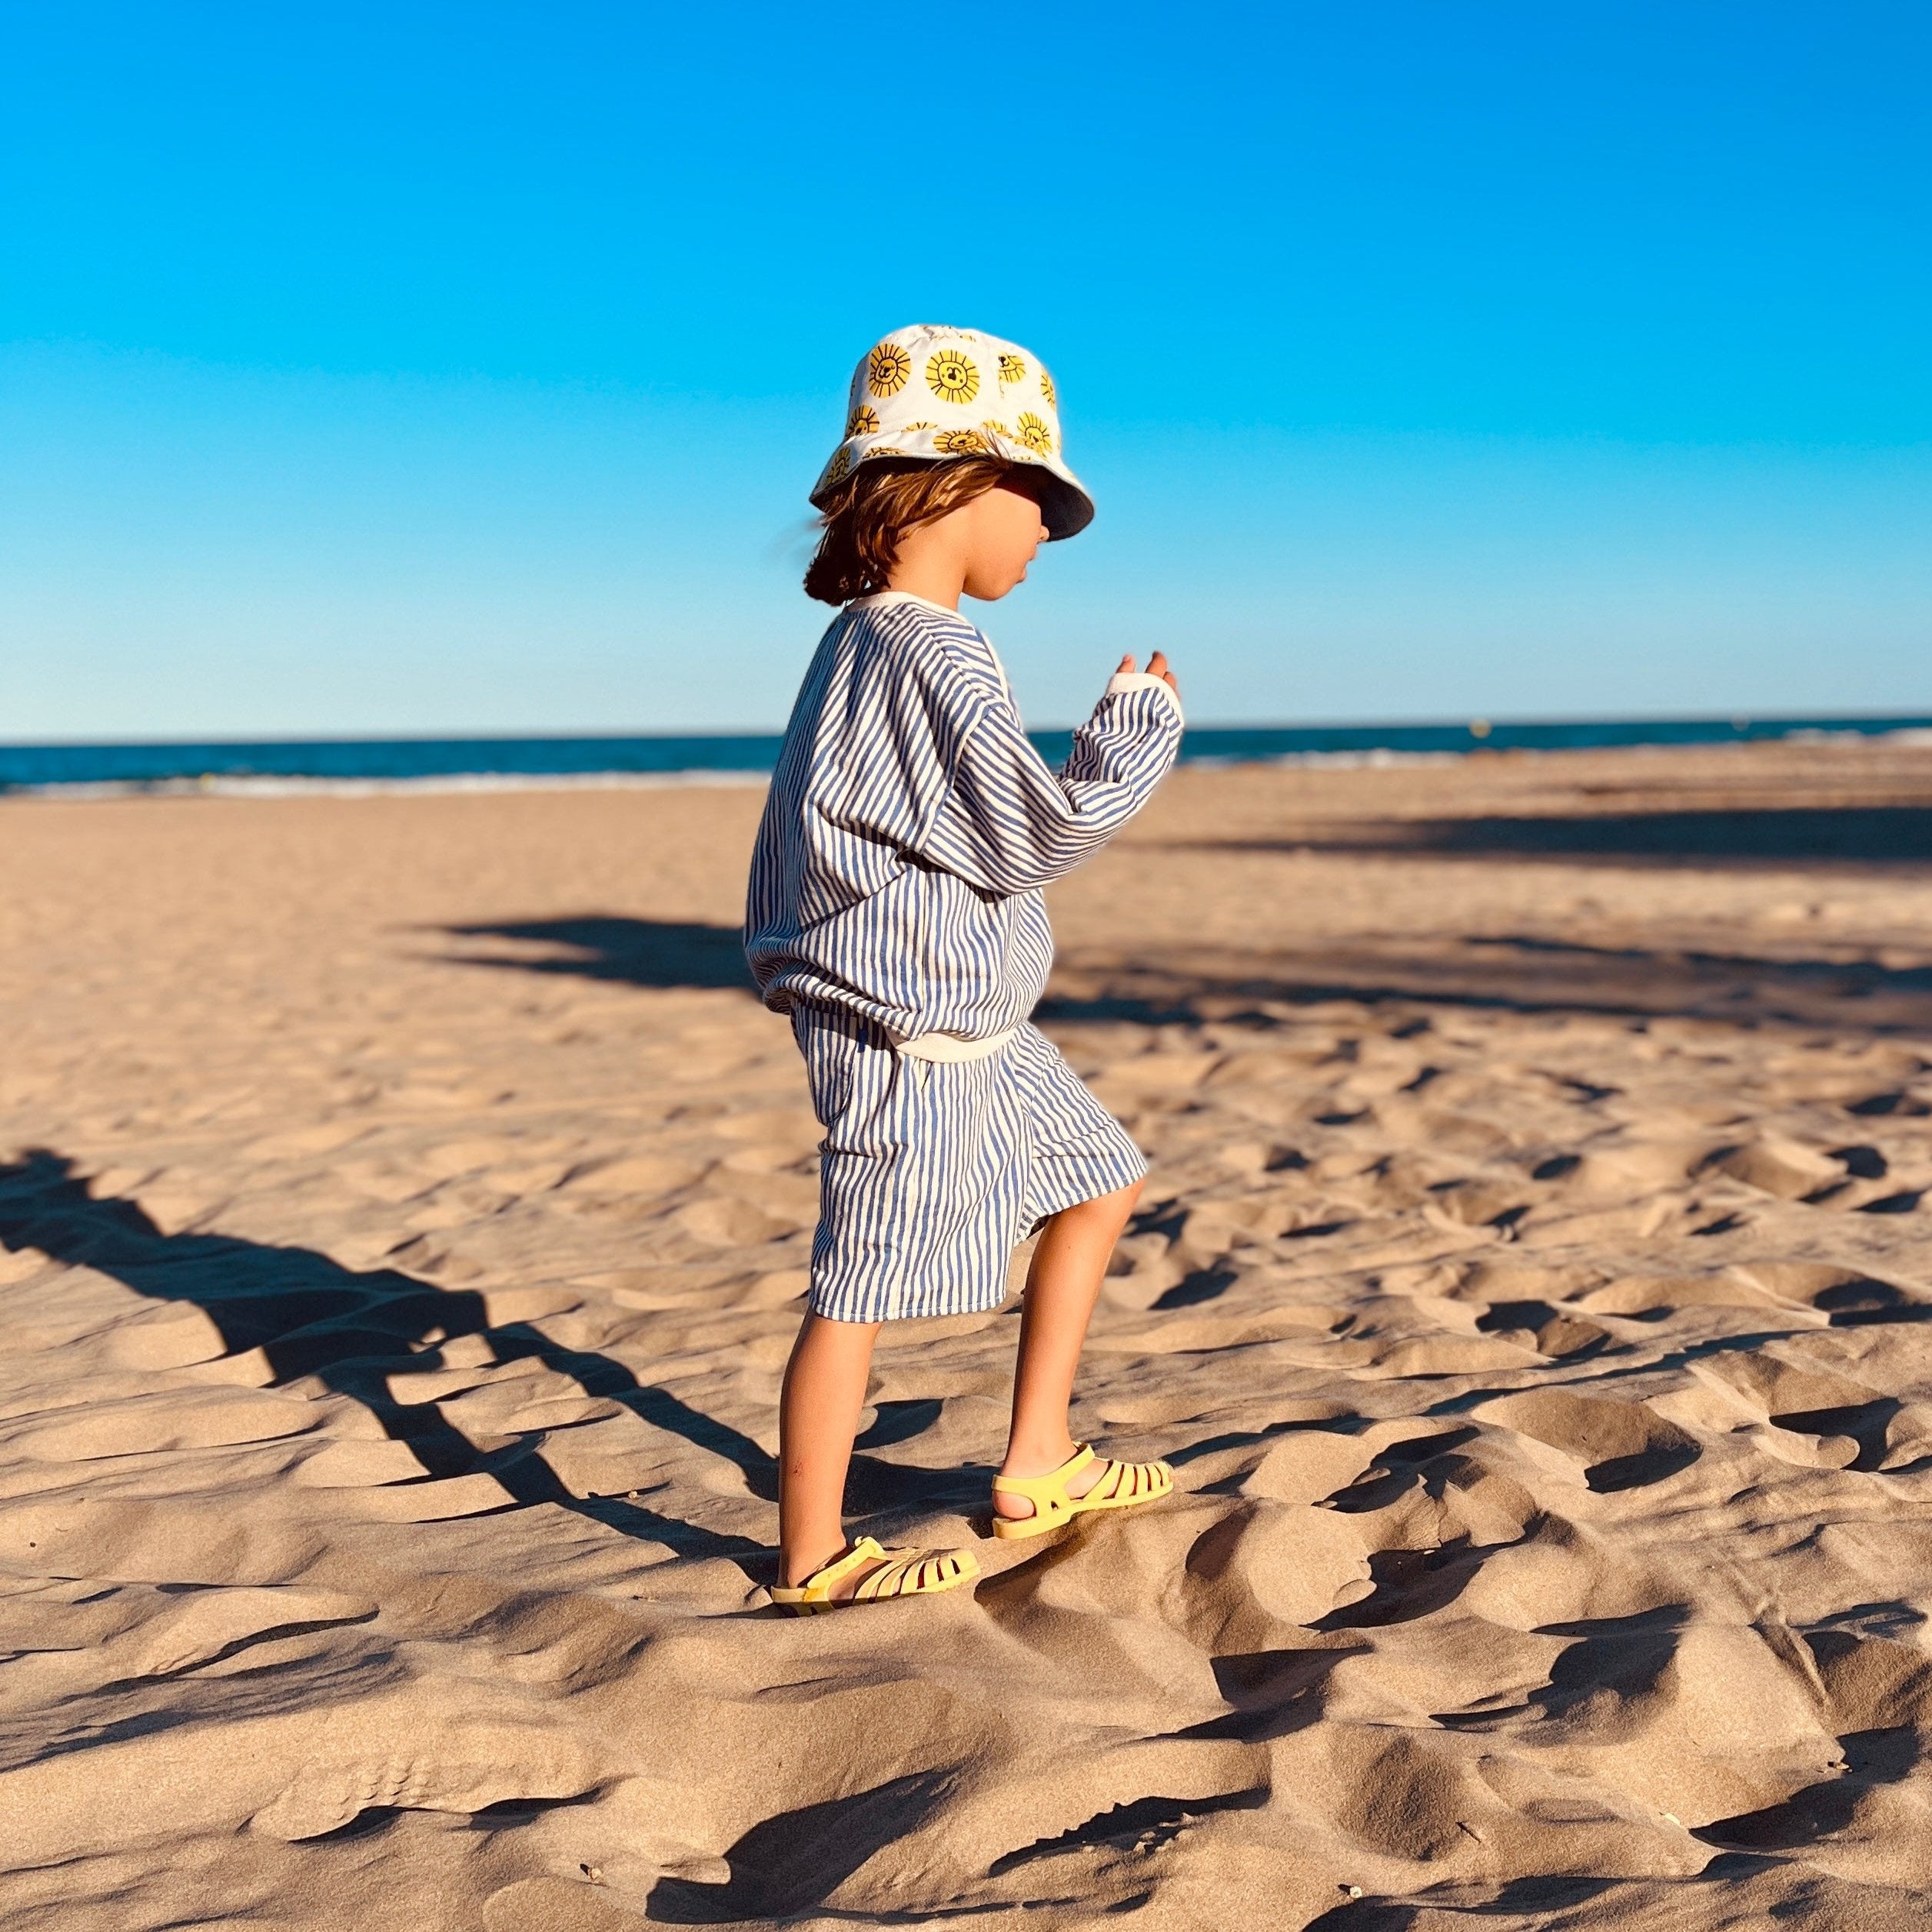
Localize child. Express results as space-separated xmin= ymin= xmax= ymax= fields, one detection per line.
xmin=744 ymin=325 xmax=1185 ymax=1612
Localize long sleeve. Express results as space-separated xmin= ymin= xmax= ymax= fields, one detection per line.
xmin=915 ymin=673 xmax=1185 ymax=896
xmin=747 ymin=596 xmax=1185 ymax=1038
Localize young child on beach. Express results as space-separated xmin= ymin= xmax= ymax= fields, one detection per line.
xmin=744 ymin=325 xmax=1185 ymax=1611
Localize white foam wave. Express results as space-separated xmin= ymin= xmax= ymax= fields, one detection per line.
xmin=1268 ymin=748 xmax=1464 ymax=770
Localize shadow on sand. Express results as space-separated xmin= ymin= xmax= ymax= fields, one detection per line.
xmin=1039 ymin=930 xmax=1932 ymax=1036
xmin=432 ymin=912 xmax=1932 ymax=1038
xmin=435 ymin=916 xmax=755 ymax=993
xmin=1180 ymin=802 xmax=1932 ymax=869
xmin=0 ymin=1151 xmax=976 ymax=1566
xmin=421 ymin=788 xmax=1932 ymax=1036
xmin=646 ymin=1771 xmax=955 ymax=1922
xmin=0 ymin=1149 xmax=776 ymax=1569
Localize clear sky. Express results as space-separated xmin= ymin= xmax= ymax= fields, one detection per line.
xmin=3 ymin=1 xmax=1928 ymax=738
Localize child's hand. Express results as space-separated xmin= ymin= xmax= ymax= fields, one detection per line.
xmin=1117 ymin=652 xmax=1181 ymax=700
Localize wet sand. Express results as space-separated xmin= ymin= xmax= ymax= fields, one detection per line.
xmin=3 ymin=738 xmax=1932 ymax=1929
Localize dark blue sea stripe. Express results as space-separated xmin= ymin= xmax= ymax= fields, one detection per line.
xmin=9 ymin=714 xmax=1932 ymax=793
xmin=747 ymin=592 xmax=1182 ymax=1322
xmin=744 ymin=593 xmax=1185 ymax=1039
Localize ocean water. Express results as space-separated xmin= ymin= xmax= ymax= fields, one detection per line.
xmin=3 ymin=717 xmax=1930 ymax=798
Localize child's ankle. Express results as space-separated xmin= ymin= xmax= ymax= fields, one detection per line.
xmin=781 ymin=1536 xmax=850 ymax=1586
xmin=1001 ymin=1435 xmax=1079 ymax=1477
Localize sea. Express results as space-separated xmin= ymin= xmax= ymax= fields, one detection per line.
xmin=4 ymin=716 xmax=1930 ymax=799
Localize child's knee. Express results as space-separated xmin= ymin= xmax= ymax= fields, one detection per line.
xmin=1060 ymin=1178 xmax=1142 ymax=1232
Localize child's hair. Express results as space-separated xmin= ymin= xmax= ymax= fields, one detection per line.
xmin=804 ymin=457 xmax=1015 ymax=605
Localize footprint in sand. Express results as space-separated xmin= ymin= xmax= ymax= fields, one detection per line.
xmin=1476 ymin=1389 xmax=1702 ymax=1492
xmin=0 ymin=1581 xmax=375 ymax=1708
xmin=1694 ymin=1348 xmax=1906 ymax=1470
xmin=1695 ymin=1136 xmax=1844 ymax=1200
xmin=482 ymin=1878 xmax=644 ymax=1932
xmin=116 ymin=1584 xmax=377 ymax=1681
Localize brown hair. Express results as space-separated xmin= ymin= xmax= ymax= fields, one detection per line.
xmin=803 ymin=457 xmax=1016 ymax=605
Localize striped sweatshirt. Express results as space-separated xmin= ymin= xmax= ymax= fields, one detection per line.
xmin=744 ymin=590 xmax=1185 ymax=1041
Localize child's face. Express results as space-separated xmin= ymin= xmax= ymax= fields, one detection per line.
xmin=955 ymin=478 xmax=1052 ymax=601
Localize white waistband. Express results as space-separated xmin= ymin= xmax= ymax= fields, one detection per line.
xmin=884 ymin=1023 xmax=1021 ymax=1063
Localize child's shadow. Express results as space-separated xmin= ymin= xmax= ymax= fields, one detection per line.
xmin=846 ymin=1416 xmax=993 ymax=1522
xmin=0 ymin=1149 xmax=786 ymax=1571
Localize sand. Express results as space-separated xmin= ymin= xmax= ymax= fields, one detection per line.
xmin=2 ymin=738 xmax=1931 ymax=1930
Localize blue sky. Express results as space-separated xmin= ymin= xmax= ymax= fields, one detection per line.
xmin=3 ymin=1 xmax=1928 ymax=737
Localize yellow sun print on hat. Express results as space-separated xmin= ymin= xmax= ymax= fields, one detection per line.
xmin=825 ymin=447 xmax=853 ymax=486
xmin=1015 ymin=413 xmax=1055 ymax=454
xmin=846 ymin=404 xmax=880 ymax=437
xmin=998 ymin=353 xmax=1026 ymax=384
xmin=982 ymin=419 xmax=1012 ymax=438
xmin=1037 ymin=366 xmax=1056 ymax=407
xmin=933 ymin=428 xmax=986 ymax=454
xmin=903 ymin=421 xmax=938 ymax=430
xmin=868 ymin=342 xmax=912 ymax=397
xmin=926 ymin=349 xmax=980 ymax=406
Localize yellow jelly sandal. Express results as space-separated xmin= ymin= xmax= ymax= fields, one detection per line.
xmin=992 ymin=1444 xmax=1175 ymax=1541
xmin=770 ymin=1535 xmax=979 ymax=1615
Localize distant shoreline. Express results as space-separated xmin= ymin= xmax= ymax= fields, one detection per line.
xmin=5 ymin=717 xmax=1930 ymax=800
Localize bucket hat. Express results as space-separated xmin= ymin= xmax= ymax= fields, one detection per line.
xmin=810 ymin=324 xmax=1094 ymax=540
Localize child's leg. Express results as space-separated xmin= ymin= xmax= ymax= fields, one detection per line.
xmin=999 ymin=1177 xmax=1142 ymax=1511
xmin=778 ymin=1310 xmax=883 ymax=1588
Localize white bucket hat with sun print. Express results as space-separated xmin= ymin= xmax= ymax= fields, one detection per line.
xmin=810 ymin=324 xmax=1094 ymax=540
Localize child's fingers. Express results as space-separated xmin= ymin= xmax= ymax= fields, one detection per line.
xmin=1117 ymin=654 xmax=1136 ymax=674
xmin=1147 ymin=649 xmax=1180 ymax=696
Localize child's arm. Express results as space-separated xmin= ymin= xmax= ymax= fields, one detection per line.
xmin=916 ymin=660 xmax=1184 ymax=896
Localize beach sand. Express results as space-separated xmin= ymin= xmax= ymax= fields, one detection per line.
xmin=3 ymin=739 xmax=1931 ymax=1929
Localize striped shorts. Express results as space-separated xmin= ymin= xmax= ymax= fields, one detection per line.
xmin=793 ymin=1005 xmax=1146 ymax=1323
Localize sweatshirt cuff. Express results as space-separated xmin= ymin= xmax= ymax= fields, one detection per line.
xmin=1103 ymin=671 xmax=1185 ymax=725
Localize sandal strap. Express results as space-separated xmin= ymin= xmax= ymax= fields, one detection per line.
xmin=991 ymin=1443 xmax=1095 ymax=1501
xmin=852 ymin=1547 xmax=973 ymax=1601
xmin=1091 ymin=1457 xmax=1169 ymax=1504
xmin=790 ymin=1535 xmax=886 ymax=1600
